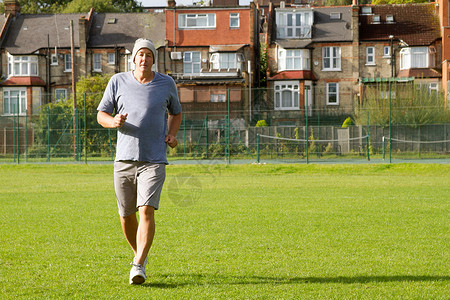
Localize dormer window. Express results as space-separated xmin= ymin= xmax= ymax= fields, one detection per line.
xmin=276 ymin=10 xmax=313 ymax=39
xmin=386 ymin=15 xmax=394 ymax=23
xmin=361 ymin=7 xmax=372 ymax=15
xmin=330 ymin=12 xmax=341 ymax=20
xmin=372 ymin=15 xmax=380 ymax=24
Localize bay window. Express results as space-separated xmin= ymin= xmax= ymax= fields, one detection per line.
xmin=400 ymin=47 xmax=431 ymax=69
xmin=3 ymin=88 xmax=26 ymax=115
xmin=8 ymin=55 xmax=38 ymax=77
xmin=274 ymin=81 xmax=299 ymax=110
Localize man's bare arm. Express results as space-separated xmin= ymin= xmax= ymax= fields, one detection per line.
xmin=97 ymin=111 xmax=128 ymax=128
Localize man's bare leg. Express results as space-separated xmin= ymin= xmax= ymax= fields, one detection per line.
xmin=120 ymin=213 xmax=138 ymax=256
xmin=135 ymin=205 xmax=155 ymax=265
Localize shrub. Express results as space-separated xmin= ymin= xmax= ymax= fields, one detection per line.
xmin=342 ymin=117 xmax=353 ymax=128
xmin=255 ymin=120 xmax=268 ymax=127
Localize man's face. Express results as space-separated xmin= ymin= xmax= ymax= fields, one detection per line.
xmin=134 ymin=48 xmax=154 ymax=72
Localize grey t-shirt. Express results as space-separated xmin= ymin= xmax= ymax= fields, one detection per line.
xmin=97 ymin=71 xmax=182 ymax=164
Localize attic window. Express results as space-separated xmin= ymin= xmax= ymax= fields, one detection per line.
xmin=385 ymin=15 xmax=394 ymax=23
xmin=372 ymin=15 xmax=381 ymax=24
xmin=330 ymin=12 xmax=341 ymax=20
xmin=108 ymin=18 xmax=116 ymax=24
xmin=361 ymin=7 xmax=372 ymax=15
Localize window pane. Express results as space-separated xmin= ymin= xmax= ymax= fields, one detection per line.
xmin=192 ymin=52 xmax=201 ymax=62
xmin=14 ymin=63 xmax=20 ymax=74
xmin=282 ymin=90 xmax=292 ymax=107
xmin=208 ymin=14 xmax=215 ymax=26
xmin=294 ymin=57 xmax=301 ymax=69
xmin=296 ymin=14 xmax=301 ymax=26
xmin=22 ymin=63 xmax=28 ymax=75
xmin=193 ymin=64 xmax=200 ymax=73
xmin=10 ymin=91 xmax=19 ymax=114
xmin=31 ymin=63 xmax=38 ymax=75
xmin=183 ymin=63 xmax=192 ymax=73
xmin=286 ymin=57 xmax=293 ymax=69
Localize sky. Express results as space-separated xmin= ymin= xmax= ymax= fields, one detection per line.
xmin=139 ymin=0 xmax=251 ymax=6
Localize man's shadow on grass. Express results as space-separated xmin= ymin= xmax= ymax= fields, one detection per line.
xmin=143 ymin=274 xmax=449 ymax=288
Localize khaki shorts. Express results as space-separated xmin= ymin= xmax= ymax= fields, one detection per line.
xmin=114 ymin=161 xmax=166 ymax=217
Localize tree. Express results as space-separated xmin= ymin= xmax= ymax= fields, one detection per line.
xmin=0 ymin=0 xmax=142 ymax=14
xmin=371 ymin=0 xmax=429 ymax=4
xmin=259 ymin=43 xmax=268 ymax=87
xmin=62 ymin=0 xmax=142 ymax=13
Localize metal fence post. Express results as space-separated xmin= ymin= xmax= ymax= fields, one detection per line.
xmin=84 ymin=93 xmax=87 ymax=164
xmin=256 ymin=133 xmax=260 ymax=163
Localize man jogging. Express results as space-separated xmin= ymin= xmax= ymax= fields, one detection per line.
xmin=97 ymin=38 xmax=182 ymax=284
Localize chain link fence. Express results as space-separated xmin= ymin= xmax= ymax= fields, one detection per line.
xmin=1 ymin=87 xmax=449 ymax=163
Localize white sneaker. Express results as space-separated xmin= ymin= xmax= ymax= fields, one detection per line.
xmin=133 ymin=256 xmax=148 ymax=273
xmin=129 ymin=263 xmax=146 ymax=285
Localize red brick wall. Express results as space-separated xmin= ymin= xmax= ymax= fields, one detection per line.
xmin=166 ymin=8 xmax=251 ymax=47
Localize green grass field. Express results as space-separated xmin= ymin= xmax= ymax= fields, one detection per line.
xmin=0 ymin=163 xmax=448 ymax=299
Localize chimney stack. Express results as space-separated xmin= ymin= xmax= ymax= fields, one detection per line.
xmin=168 ymin=0 xmax=176 ymax=8
xmin=4 ymin=0 xmax=20 ymax=17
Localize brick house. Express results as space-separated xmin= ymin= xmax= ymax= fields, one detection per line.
xmin=0 ymin=0 xmax=165 ymax=154
xmin=0 ymin=1 xmax=165 ymax=117
xmin=265 ymin=3 xmax=355 ymax=126
xmin=358 ymin=4 xmax=442 ymax=103
xmin=162 ymin=0 xmax=260 ymax=125
xmin=437 ymin=0 xmax=450 ymax=104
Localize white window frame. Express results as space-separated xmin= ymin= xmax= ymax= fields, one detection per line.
xmin=93 ymin=53 xmax=102 ymax=72
xmin=276 ymin=10 xmax=312 ymax=39
xmin=210 ymin=52 xmax=244 ymax=70
xmin=428 ymin=82 xmax=439 ymax=93
xmin=372 ymin=15 xmax=381 ymax=24
xmin=322 ymin=47 xmax=341 ymax=71
xmin=380 ymin=90 xmax=396 ymax=99
xmin=65 ymin=54 xmax=72 ymax=72
xmin=383 ymin=46 xmax=391 ymax=58
xmin=278 ymin=48 xmax=310 ymax=71
xmin=51 ymin=53 xmax=58 ymax=65
xmin=361 ymin=7 xmax=372 ymax=15
xmin=183 ymin=51 xmax=201 ymax=74
xmin=178 ymin=13 xmax=216 ymax=29
xmin=3 ymin=88 xmax=27 ymax=116
xmin=230 ymin=13 xmax=240 ymax=28
xmin=210 ymin=94 xmax=226 ymax=102
xmin=366 ymin=47 xmax=375 ymax=65
xmin=107 ymin=53 xmax=115 ymax=65
xmin=326 ymin=82 xmax=339 ymax=105
xmin=400 ymin=47 xmax=429 ymax=70
xmin=274 ymin=81 xmax=300 ymax=110
xmin=55 ymin=88 xmax=67 ymax=102
xmin=8 ymin=55 xmax=38 ymax=77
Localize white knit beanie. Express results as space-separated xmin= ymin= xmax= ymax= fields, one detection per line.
xmin=131 ymin=38 xmax=156 ymax=63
